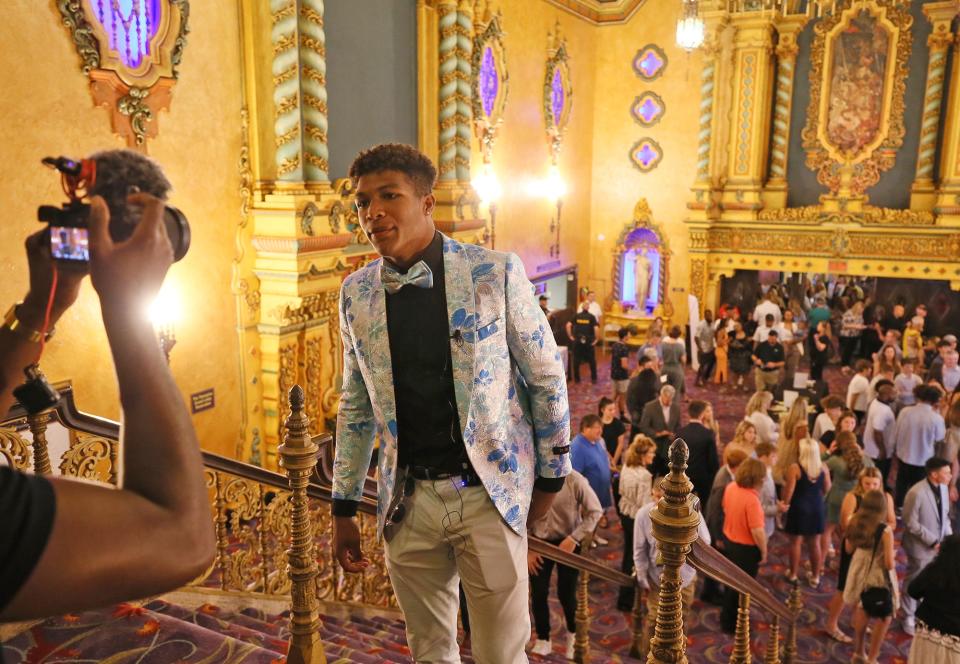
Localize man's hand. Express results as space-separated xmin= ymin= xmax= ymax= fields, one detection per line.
xmin=333 ymin=516 xmax=369 ymax=573
xmin=558 ymin=536 xmax=578 ymax=554
xmin=950 ymin=485 xmax=959 ymax=504
xmin=657 ymin=430 xmax=672 ymax=438
xmin=88 ymin=194 xmax=173 ymax=316
xmin=527 ymin=488 xmax=558 ymax=526
xmin=19 ymin=230 xmax=87 ymax=329
xmin=527 ymin=551 xmax=543 ymax=575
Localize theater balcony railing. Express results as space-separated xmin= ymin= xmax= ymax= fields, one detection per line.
xmin=2 ymin=385 xmax=800 ymax=664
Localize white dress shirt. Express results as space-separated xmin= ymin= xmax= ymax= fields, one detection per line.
xmin=863 ymin=398 xmax=896 ymax=460
xmin=812 ymin=412 xmax=835 ymax=441
xmin=634 ymin=501 xmax=711 ymax=590
xmin=893 ymin=403 xmax=946 ymax=467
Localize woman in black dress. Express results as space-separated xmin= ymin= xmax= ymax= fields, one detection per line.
xmin=728 ymin=322 xmax=754 ymax=392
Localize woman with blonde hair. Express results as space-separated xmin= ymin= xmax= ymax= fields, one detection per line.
xmin=729 ymin=420 xmax=758 ymax=456
xmin=780 ymin=436 xmax=831 ymax=586
xmin=780 ymin=396 xmax=810 ymax=442
xmin=823 ymin=467 xmax=896 ymax=642
xmin=843 ymin=490 xmax=897 ymax=663
xmin=773 ymin=422 xmax=807 ymax=486
xmin=616 ymin=435 xmax=656 ymax=611
xmin=744 ymin=390 xmax=778 ymax=445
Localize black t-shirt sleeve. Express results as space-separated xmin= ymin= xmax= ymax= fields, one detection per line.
xmin=0 ymin=466 xmax=56 ymax=612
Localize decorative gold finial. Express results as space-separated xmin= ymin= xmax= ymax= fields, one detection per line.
xmin=764 ymin=616 xmax=781 ymax=664
xmin=782 ymin=580 xmax=801 ymax=664
xmin=730 ymin=593 xmax=752 ymax=663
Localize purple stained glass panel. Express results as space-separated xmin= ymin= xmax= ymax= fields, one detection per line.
xmin=479 ymin=46 xmax=499 ymax=118
xmin=633 ymin=46 xmax=667 ymax=80
xmin=631 ymin=139 xmax=662 ymax=171
xmin=637 ymin=97 xmax=661 ymax=124
xmin=551 ymin=68 xmax=565 ymax=126
xmin=636 ymin=143 xmax=658 ymax=167
xmin=93 ymin=0 xmax=162 ymax=68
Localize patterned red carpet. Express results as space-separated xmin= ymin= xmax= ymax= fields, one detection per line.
xmin=555 ymin=350 xmax=914 ymax=663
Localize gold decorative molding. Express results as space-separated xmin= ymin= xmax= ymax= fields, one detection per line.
xmin=542 ymin=0 xmax=646 ymax=24
xmin=544 ymin=22 xmax=573 ymax=164
xmin=757 ymin=205 xmax=936 ymax=225
xmin=0 ymin=426 xmax=31 ymax=471
xmin=801 ymin=0 xmax=913 ymax=198
xmin=60 ymin=431 xmax=118 ymax=485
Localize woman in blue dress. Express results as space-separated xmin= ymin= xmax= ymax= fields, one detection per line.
xmin=780 ymin=435 xmax=831 ymax=587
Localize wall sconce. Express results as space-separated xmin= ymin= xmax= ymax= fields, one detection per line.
xmin=545 ymin=165 xmax=567 ymax=258
xmin=472 ymin=164 xmax=503 ymax=248
xmin=676 ymin=0 xmax=705 ymax=51
xmin=148 ymin=284 xmax=181 ymax=365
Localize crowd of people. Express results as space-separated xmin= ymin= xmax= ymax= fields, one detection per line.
xmin=542 ymin=278 xmax=960 ymax=663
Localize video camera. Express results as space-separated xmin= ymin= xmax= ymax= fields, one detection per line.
xmin=38 ymin=151 xmax=190 ymax=263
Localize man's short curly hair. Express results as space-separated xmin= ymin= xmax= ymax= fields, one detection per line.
xmin=348 ymin=143 xmax=437 ymax=196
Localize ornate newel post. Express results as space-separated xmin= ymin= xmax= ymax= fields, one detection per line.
xmin=280 ymin=385 xmax=326 ymax=664
xmin=764 ymin=15 xmax=808 ymax=209
xmin=782 ymin=580 xmax=801 ymax=664
xmin=26 ymin=411 xmax=52 ymax=475
xmin=729 ymin=592 xmax=752 ymax=664
xmin=574 ymin=565 xmax=591 ymax=663
xmin=764 ymin=616 xmax=781 ymax=664
xmin=647 ymin=439 xmax=701 ymax=664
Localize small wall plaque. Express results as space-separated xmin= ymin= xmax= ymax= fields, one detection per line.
xmin=191 ymin=388 xmax=215 ymax=414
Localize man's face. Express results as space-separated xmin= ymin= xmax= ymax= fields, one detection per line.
xmin=931 ymin=465 xmax=953 ymax=486
xmin=893 ymin=304 xmax=905 ymax=318
xmin=585 ymin=423 xmax=603 ymax=441
xmin=587 ymin=292 xmax=596 ymax=303
xmin=704 ymin=310 xmax=713 ymax=323
xmin=768 ymin=334 xmax=779 ymax=345
xmin=355 ymin=170 xmax=435 ymax=264
xmin=660 ymin=392 xmax=672 ymax=407
xmin=946 ymin=351 xmax=959 ymax=369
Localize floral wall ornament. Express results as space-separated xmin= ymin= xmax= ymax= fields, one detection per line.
xmin=633 ymin=44 xmax=668 ymax=81
xmin=543 ymin=21 xmax=573 ymax=164
xmin=630 ymin=138 xmax=663 ymax=172
xmin=631 ymin=92 xmax=666 ymax=127
xmin=56 ymin=0 xmax=190 ymax=150
xmin=470 ymin=5 xmax=508 ymax=163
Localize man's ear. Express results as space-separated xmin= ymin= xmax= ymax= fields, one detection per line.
xmin=423 ymin=193 xmax=436 ymax=217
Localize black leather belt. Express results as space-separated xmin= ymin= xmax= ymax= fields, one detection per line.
xmin=406 ymin=465 xmax=482 ymax=486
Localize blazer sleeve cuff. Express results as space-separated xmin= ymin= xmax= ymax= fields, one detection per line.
xmin=534 ymin=476 xmax=566 ymax=493
xmin=331 ymin=499 xmax=360 ymax=517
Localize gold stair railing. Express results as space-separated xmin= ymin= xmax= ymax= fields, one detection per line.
xmin=3 ymin=388 xmax=801 ymax=663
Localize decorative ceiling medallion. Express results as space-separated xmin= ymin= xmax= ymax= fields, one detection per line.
xmin=633 ymin=44 xmax=667 ymax=81
xmin=544 ymin=22 xmax=573 ymax=163
xmin=56 ymin=0 xmax=190 ymax=149
xmin=471 ymin=6 xmax=509 ymax=162
xmin=630 ymin=138 xmax=663 ymax=172
xmin=801 ymin=0 xmax=913 ymax=197
xmin=631 ymin=92 xmax=665 ymax=127
xmin=542 ymin=0 xmax=647 ymax=25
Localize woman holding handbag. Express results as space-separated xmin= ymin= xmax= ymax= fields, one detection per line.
xmin=842 ymin=490 xmax=898 ymax=664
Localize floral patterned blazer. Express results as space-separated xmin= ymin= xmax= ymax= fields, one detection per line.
xmin=333 ymin=234 xmax=571 ymax=536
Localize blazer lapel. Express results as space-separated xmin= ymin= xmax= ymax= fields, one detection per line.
xmin=442 ymin=235 xmax=476 ymax=440
xmin=362 ymin=263 xmax=398 ymax=440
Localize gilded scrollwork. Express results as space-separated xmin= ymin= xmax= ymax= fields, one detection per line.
xmin=0 ymin=426 xmax=31 ymax=471
xmin=57 ymin=0 xmax=100 ymax=73
xmin=220 ymin=476 xmax=263 ymax=591
xmin=303 ymin=335 xmax=323 ymax=435
xmin=757 ymin=205 xmax=936 ymax=225
xmin=282 ymin=290 xmax=339 ymax=326
xmin=60 ymin=432 xmax=118 ymax=485
xmin=117 ymin=87 xmax=152 ymax=146
xmin=265 ymin=490 xmax=294 ymax=595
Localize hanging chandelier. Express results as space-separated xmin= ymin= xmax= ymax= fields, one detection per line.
xmin=676 ymin=0 xmax=705 ymax=51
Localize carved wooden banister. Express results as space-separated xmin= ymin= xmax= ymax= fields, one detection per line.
xmin=280 ymin=385 xmax=326 ymax=664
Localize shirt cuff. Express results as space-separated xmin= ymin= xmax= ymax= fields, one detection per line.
xmin=534 ymin=476 xmax=566 ymax=493
xmin=332 ymin=498 xmax=360 ymax=517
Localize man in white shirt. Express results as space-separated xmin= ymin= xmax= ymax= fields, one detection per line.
xmin=753 ymin=292 xmax=782 ymax=327
xmin=894 ymin=358 xmax=922 ymax=409
xmin=893 ymin=385 xmax=947 ymax=507
xmin=752 ymin=313 xmax=780 ymax=344
xmin=940 ymin=349 xmax=960 ymax=393
xmin=585 ymin=290 xmax=603 ymax=329
xmin=812 ymin=395 xmax=845 ymax=441
xmin=863 ymin=384 xmax=897 ymax=489
xmin=634 ymin=481 xmax=711 ymax=658
xmin=846 ymin=359 xmax=872 ymax=425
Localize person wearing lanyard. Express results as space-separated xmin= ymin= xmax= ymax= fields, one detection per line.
xmin=752 ymin=328 xmax=785 ymax=394
xmin=901 ymin=457 xmax=953 ymax=636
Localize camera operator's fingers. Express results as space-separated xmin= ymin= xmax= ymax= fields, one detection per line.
xmin=126 ymin=193 xmax=168 ymax=244
xmin=87 ymin=196 xmax=113 ymax=256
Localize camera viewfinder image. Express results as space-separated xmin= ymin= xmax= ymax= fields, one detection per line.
xmin=50 ymin=226 xmax=90 ymax=262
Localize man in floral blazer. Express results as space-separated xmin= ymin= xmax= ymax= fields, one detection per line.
xmin=331 ymin=144 xmax=571 ymax=663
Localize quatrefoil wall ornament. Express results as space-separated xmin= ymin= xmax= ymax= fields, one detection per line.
xmin=56 ymin=0 xmax=190 ymax=150
xmin=631 ymin=92 xmax=665 ymax=127
xmin=633 ymin=44 xmax=667 ymax=81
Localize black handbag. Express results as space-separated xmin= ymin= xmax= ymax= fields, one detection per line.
xmin=859 ymin=527 xmax=894 ymax=618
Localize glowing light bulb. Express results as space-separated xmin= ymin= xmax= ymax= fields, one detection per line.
xmin=472 ymin=164 xmax=503 ymax=205
xmin=148 ymin=284 xmax=182 ymax=330
xmin=544 ymin=165 xmax=568 ymax=202
xmin=676 ymin=0 xmax=705 ymax=51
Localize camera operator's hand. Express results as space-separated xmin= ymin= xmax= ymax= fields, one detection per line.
xmin=88 ymin=194 xmax=173 ymax=314
xmin=19 ymin=230 xmax=86 ymax=330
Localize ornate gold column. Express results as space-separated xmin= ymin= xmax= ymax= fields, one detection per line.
xmin=763 ymin=15 xmax=807 ymax=209
xmin=720 ymin=12 xmax=777 ymax=221
xmin=689 ymin=14 xmax=731 ymax=221
xmin=928 ymin=2 xmax=960 ymax=220
xmin=911 ymin=2 xmax=957 ymax=210
xmin=280 ymin=385 xmax=326 ymax=664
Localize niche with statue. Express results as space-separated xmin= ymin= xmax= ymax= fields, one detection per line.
xmin=605 ymin=199 xmax=673 ymax=343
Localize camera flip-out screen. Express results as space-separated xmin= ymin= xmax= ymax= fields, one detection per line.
xmin=50 ymin=226 xmax=90 ymax=262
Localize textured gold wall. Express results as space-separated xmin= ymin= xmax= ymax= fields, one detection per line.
xmin=0 ymin=3 xmax=245 ymax=457
xmin=587 ymin=0 xmax=700 ymax=321
xmin=469 ymin=3 xmax=599 ymax=280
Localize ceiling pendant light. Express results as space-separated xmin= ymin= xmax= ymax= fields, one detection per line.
xmin=676 ymin=0 xmax=705 ymax=52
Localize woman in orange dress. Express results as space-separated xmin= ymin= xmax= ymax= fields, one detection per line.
xmin=714 ymin=327 xmax=730 ymax=385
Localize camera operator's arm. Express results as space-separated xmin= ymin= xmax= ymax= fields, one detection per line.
xmin=1 ymin=196 xmax=214 ymax=620
xmin=0 ymin=234 xmax=84 ymax=416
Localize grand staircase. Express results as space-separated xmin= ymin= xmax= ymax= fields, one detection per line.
xmin=1 ymin=595 xmax=619 ymax=663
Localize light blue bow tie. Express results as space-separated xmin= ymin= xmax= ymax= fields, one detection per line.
xmin=381 ymin=260 xmax=434 ymax=294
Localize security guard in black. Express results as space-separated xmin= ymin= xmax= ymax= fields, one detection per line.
xmin=567 ymin=303 xmax=599 ymax=383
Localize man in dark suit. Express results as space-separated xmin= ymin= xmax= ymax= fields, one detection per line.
xmin=676 ymin=400 xmax=720 ymax=513
xmin=638 ymin=384 xmax=681 ymax=476
xmin=627 ymin=354 xmax=660 ymax=431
